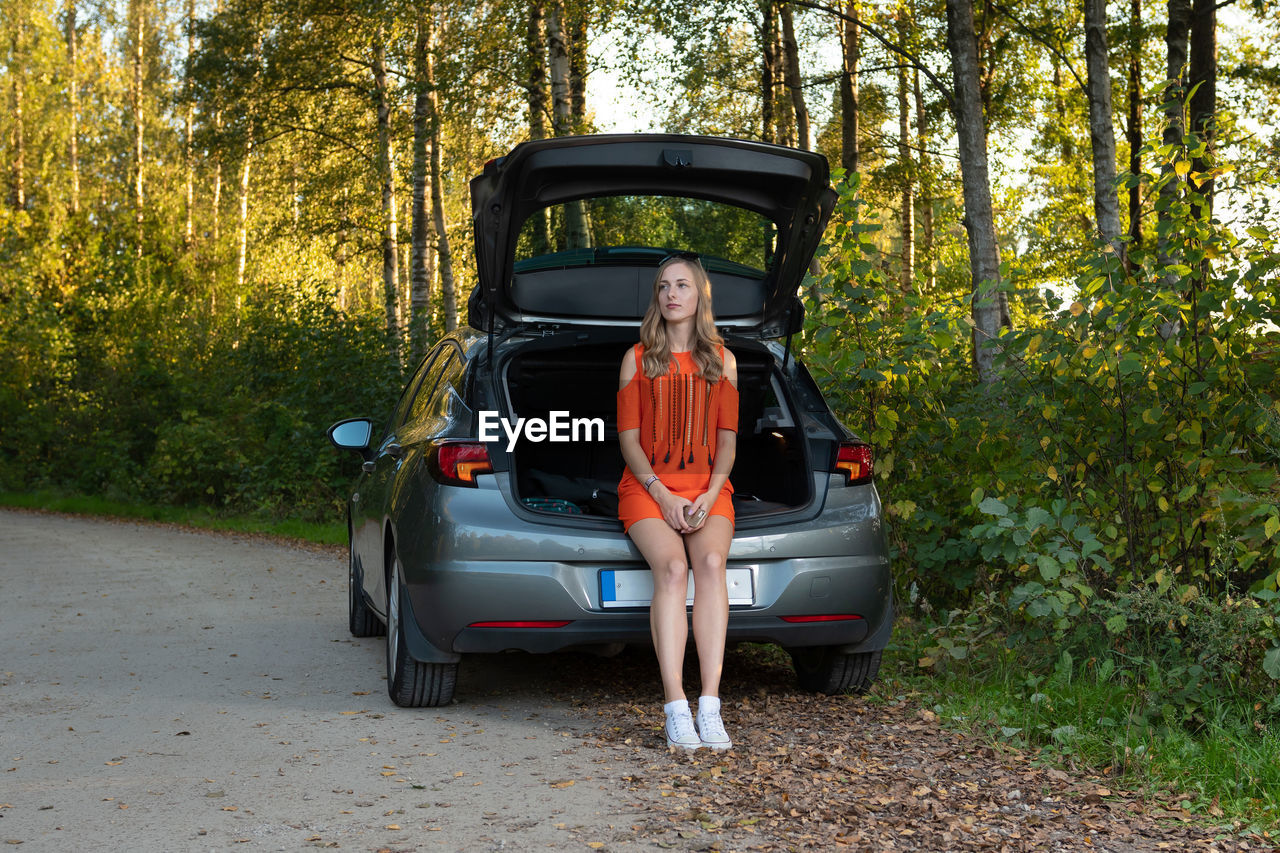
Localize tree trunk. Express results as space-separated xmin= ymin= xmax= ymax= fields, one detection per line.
xmin=184 ymin=0 xmax=195 ymax=249
xmin=1084 ymin=0 xmax=1123 ymax=255
xmin=10 ymin=19 xmax=25 ymax=211
xmin=839 ymin=0 xmax=858 ymax=173
xmin=212 ymin=109 xmax=222 ymax=242
xmin=1052 ymin=61 xmax=1070 ymax=161
xmin=546 ymin=1 xmax=572 ymax=135
xmin=1127 ymin=0 xmax=1142 ymax=249
xmin=527 ymin=2 xmax=549 ymax=139
xmin=210 ymin=1 xmax=223 ymax=244
xmin=761 ymin=0 xmax=776 ymax=143
xmin=235 ymin=126 xmax=252 ymax=290
xmin=524 ymin=1 xmax=551 ymax=255
xmin=131 ymin=0 xmax=144 ymax=256
xmin=897 ymin=9 xmax=913 ymax=294
xmin=1156 ymin=0 xmax=1190 ymax=338
xmin=425 ymin=20 xmax=456 ymax=332
xmin=336 ymin=186 xmax=349 ymax=309
xmin=773 ymin=18 xmax=793 ymax=145
xmin=946 ymin=0 xmax=1006 ymax=382
xmin=914 ymin=67 xmax=936 ymax=291
xmin=66 ymin=1 xmax=79 ymax=215
xmin=546 ymin=1 xmax=589 ymax=247
xmin=1161 ymin=0 xmax=1190 ymax=169
xmin=779 ymin=2 xmax=809 ymax=150
xmin=411 ymin=7 xmax=435 ymax=361
xmin=372 ymin=24 xmax=400 ymax=354
xmin=1188 ymin=0 xmax=1215 ymax=218
xmin=568 ymin=5 xmax=588 ymax=131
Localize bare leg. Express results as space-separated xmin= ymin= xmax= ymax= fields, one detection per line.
xmin=683 ymin=515 xmax=733 ymax=699
xmin=627 ymin=518 xmax=691 ymax=703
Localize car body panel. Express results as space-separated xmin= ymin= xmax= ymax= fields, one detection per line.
xmin=469 ymin=134 xmax=837 ymax=337
xmin=343 ymin=332 xmax=891 ymax=661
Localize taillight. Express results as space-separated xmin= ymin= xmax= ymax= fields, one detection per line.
xmin=834 ymin=442 xmax=873 ymax=485
xmin=428 ymin=440 xmax=493 ymax=487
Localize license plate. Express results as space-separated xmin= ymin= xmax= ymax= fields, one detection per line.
xmin=599 ymin=568 xmax=755 ymax=608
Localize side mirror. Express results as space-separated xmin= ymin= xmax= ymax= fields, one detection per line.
xmin=327 ymin=418 xmax=374 ymax=461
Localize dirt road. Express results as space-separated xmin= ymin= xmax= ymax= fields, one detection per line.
xmin=0 ymin=509 xmax=657 ymax=851
xmin=1 ymin=509 xmax=1261 ymax=852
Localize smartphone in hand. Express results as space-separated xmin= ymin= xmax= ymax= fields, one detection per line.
xmin=686 ymin=506 xmax=708 ymax=529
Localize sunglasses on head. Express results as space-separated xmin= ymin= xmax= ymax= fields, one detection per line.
xmin=659 ymin=251 xmax=702 ymax=266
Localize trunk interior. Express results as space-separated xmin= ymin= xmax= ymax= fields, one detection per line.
xmin=503 ymin=340 xmax=813 ymax=522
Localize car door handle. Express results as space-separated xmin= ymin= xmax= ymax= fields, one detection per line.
xmin=385 ymin=443 xmax=404 ymax=459
xmin=362 ymin=461 xmax=375 ymax=473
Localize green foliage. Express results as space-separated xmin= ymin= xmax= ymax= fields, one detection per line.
xmin=805 ymin=143 xmax=1280 ymax=727
xmin=0 ymin=251 xmax=405 ymax=521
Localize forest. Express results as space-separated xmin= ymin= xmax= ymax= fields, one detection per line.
xmin=2 ymin=0 xmax=1280 ymax=821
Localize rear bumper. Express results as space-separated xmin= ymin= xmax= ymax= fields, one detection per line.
xmin=396 ymin=472 xmax=892 ymax=659
xmin=404 ymin=550 xmax=890 ymax=656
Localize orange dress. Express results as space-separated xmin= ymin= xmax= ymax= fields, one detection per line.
xmin=616 ymin=343 xmax=739 ymax=534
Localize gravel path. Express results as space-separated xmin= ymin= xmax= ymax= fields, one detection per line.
xmin=0 ymin=509 xmax=658 ymax=851
xmin=0 ymin=509 xmax=1266 ymax=852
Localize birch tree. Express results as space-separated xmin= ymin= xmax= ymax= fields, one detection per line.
xmin=65 ymin=0 xmax=79 ymax=215
xmin=1084 ymin=0 xmax=1122 ymax=255
xmin=410 ymin=5 xmax=436 ymax=360
xmin=372 ymin=21 xmax=400 ymax=353
xmin=946 ymin=0 xmax=1006 ymax=381
xmin=129 ymin=0 xmax=144 ymax=255
xmin=779 ymin=2 xmax=810 ymax=149
xmin=839 ymin=0 xmax=859 ymax=173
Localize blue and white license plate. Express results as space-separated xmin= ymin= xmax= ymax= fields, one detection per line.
xmin=599 ymin=568 xmax=754 ymax=609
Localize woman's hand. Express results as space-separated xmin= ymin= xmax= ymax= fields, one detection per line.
xmin=652 ymin=484 xmax=695 ymax=532
xmin=681 ymin=493 xmax=713 ymax=533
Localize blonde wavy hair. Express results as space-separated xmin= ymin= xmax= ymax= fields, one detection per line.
xmin=638 ymin=256 xmax=725 ymax=383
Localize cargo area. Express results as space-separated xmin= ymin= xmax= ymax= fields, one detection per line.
xmin=502 ymin=340 xmax=814 ymax=522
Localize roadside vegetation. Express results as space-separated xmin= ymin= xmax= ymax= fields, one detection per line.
xmin=808 ymin=162 xmax=1280 ymax=832
xmin=0 ymin=490 xmax=346 ymax=545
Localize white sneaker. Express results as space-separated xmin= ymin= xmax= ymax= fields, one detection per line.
xmin=664 ymin=704 xmax=702 ymax=751
xmin=696 ymin=705 xmax=732 ymax=751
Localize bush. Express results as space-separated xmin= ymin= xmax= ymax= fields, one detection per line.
xmin=804 ymin=146 xmax=1280 ymax=715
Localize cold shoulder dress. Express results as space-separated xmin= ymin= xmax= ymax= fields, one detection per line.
xmin=616 ymin=343 xmax=739 ymax=534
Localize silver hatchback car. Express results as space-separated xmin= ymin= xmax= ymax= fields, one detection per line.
xmin=328 ymin=135 xmax=893 ymax=707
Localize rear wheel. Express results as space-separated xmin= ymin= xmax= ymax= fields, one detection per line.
xmin=348 ymin=535 xmax=384 ymax=638
xmin=386 ymin=555 xmax=457 ymax=707
xmin=788 ymin=646 xmax=882 ymax=695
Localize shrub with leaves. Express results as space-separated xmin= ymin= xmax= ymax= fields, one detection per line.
xmin=804 ymin=144 xmax=1280 ymax=713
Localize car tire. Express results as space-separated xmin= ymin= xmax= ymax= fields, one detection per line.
xmin=788 ymin=646 xmax=882 ymax=695
xmin=386 ymin=555 xmax=457 ymax=707
xmin=349 ymin=537 xmax=384 ymax=638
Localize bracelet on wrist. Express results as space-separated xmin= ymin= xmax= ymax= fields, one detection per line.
xmin=643 ymin=474 xmax=660 ymax=491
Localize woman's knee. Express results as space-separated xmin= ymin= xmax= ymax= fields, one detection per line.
xmin=651 ymin=555 xmax=689 ymax=591
xmin=694 ymin=549 xmax=725 ymax=577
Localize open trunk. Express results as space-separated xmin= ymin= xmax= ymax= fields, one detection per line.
xmin=502 ymin=340 xmax=814 ymax=523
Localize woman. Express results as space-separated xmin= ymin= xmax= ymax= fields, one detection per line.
xmin=616 ymin=253 xmax=739 ymax=752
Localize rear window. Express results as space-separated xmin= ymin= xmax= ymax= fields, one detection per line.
xmin=513 ymin=195 xmax=777 ymax=276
